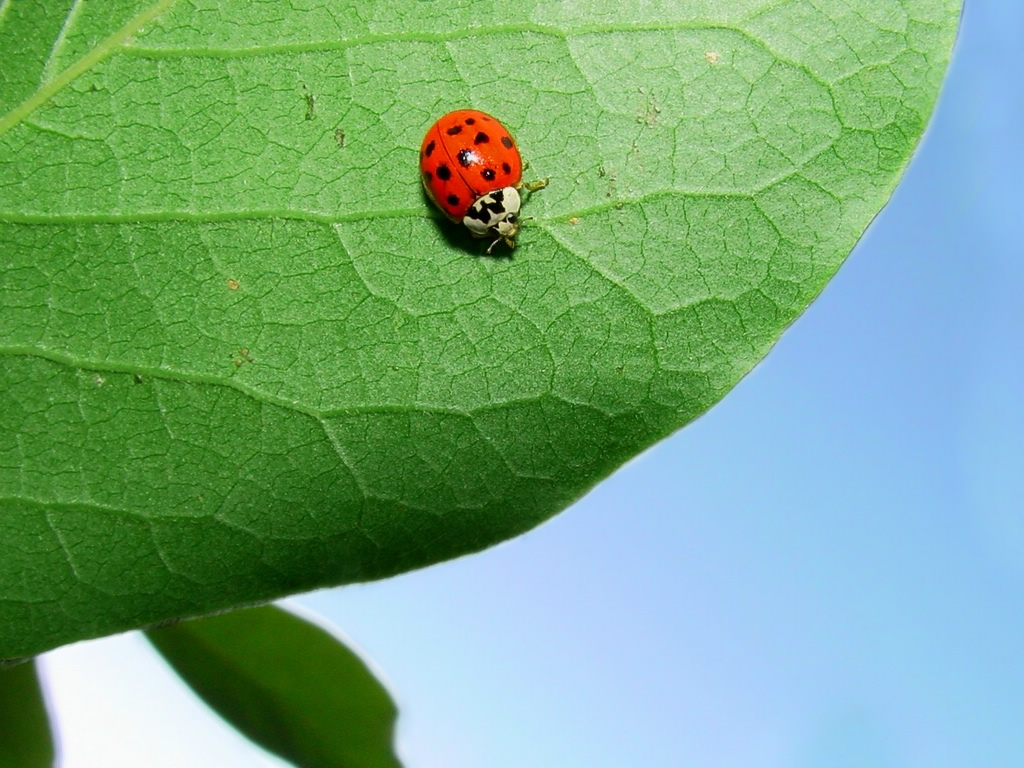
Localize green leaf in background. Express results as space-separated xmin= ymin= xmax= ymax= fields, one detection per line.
xmin=0 ymin=1 xmax=961 ymax=657
xmin=145 ymin=604 xmax=400 ymax=768
xmin=0 ymin=660 xmax=55 ymax=768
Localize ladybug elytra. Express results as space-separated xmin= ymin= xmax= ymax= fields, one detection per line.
xmin=420 ymin=109 xmax=547 ymax=253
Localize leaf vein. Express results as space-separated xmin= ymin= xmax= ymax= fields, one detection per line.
xmin=0 ymin=0 xmax=179 ymax=140
xmin=40 ymin=0 xmax=85 ymax=85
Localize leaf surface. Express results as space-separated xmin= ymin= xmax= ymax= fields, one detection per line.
xmin=0 ymin=0 xmax=961 ymax=656
xmin=146 ymin=605 xmax=400 ymax=768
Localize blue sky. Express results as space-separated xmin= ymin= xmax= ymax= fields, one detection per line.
xmin=42 ymin=2 xmax=1024 ymax=766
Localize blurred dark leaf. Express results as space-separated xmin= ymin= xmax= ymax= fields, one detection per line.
xmin=146 ymin=604 xmax=400 ymax=768
xmin=0 ymin=660 xmax=55 ymax=768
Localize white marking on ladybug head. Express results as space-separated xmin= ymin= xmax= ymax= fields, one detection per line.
xmin=463 ymin=186 xmax=522 ymax=248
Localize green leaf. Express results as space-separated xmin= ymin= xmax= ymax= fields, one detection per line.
xmin=145 ymin=605 xmax=400 ymax=768
xmin=0 ymin=660 xmax=55 ymax=768
xmin=0 ymin=1 xmax=961 ymax=657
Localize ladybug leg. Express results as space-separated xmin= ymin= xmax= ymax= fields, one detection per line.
xmin=518 ymin=161 xmax=549 ymax=193
xmin=487 ymin=234 xmax=514 ymax=255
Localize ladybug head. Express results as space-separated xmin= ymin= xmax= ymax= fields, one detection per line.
xmin=463 ymin=186 xmax=522 ymax=252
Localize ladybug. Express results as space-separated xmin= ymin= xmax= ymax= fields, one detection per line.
xmin=420 ymin=109 xmax=547 ymax=253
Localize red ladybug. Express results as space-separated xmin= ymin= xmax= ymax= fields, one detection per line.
xmin=420 ymin=109 xmax=547 ymax=253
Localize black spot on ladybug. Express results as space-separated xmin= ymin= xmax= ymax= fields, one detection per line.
xmin=446 ymin=124 xmax=463 ymax=136
xmin=465 ymin=117 xmax=476 ymax=125
xmin=500 ymin=136 xmax=513 ymax=149
xmin=425 ymin=140 xmax=436 ymax=157
xmin=423 ymin=170 xmax=433 ymax=183
xmin=482 ymin=168 xmax=496 ymax=181
xmin=446 ymin=194 xmax=460 ymax=206
xmin=436 ymin=164 xmax=451 ymax=180
xmin=457 ymin=148 xmax=476 ymax=167
xmin=502 ymin=162 xmax=512 ymax=175
xmin=474 ymin=132 xmax=489 ymax=145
